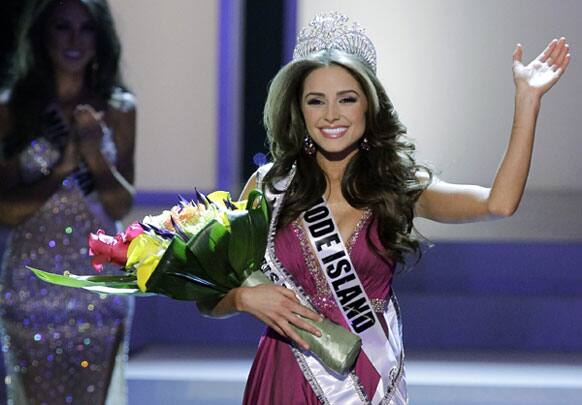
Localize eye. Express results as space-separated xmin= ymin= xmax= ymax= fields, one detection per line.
xmin=82 ymin=22 xmax=96 ymax=33
xmin=339 ymin=96 xmax=357 ymax=104
xmin=306 ymin=98 xmax=324 ymax=106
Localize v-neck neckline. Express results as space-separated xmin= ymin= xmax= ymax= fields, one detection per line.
xmin=294 ymin=207 xmax=372 ymax=258
xmin=291 ymin=208 xmax=373 ymax=304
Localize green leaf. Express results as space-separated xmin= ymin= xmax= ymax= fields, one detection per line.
xmin=186 ymin=219 xmax=237 ymax=290
xmin=228 ymin=189 xmax=270 ymax=279
xmin=246 ymin=189 xmax=270 ymax=220
xmin=226 ymin=210 xmax=254 ymax=276
xmin=148 ymin=272 xmax=224 ymax=301
xmin=145 ymin=236 xmax=225 ymax=294
xmin=82 ymin=285 xmax=151 ymax=296
xmin=27 ymin=267 xmax=147 ymax=296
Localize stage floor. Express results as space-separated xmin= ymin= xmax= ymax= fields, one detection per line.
xmin=127 ymin=346 xmax=582 ymax=405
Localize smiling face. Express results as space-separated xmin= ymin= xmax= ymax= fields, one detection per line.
xmin=46 ymin=0 xmax=97 ymax=76
xmin=301 ymin=64 xmax=368 ymax=160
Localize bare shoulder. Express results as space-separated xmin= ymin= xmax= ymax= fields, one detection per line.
xmin=104 ymin=89 xmax=137 ymax=157
xmin=239 ymin=171 xmax=259 ymax=201
xmin=414 ymin=169 xmax=440 ymax=217
xmin=107 ymin=88 xmax=137 ymax=118
xmin=415 ymin=168 xmax=439 ymax=195
xmin=106 ymin=89 xmax=136 ymax=142
xmin=0 ymin=89 xmax=11 ymax=104
xmin=415 ymin=169 xmax=433 ymax=187
xmin=239 ymin=161 xmax=278 ymax=200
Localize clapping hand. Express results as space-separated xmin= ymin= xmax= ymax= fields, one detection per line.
xmin=73 ymin=104 xmax=105 ymax=157
xmin=513 ymin=37 xmax=571 ymax=96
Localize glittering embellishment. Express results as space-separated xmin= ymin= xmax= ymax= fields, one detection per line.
xmin=293 ymin=12 xmax=377 ymax=73
xmin=261 ymin=167 xmax=316 ymax=312
xmin=290 ymin=346 xmax=330 ymax=405
xmin=370 ymin=298 xmax=387 ymax=313
xmin=0 ymin=173 xmax=132 ymax=403
xmin=346 ymin=209 xmax=372 ymax=255
xmin=18 ymin=137 xmax=61 ymax=183
xmin=291 ymin=346 xmax=370 ymax=404
xmin=292 ymin=221 xmax=333 ymax=310
xmin=381 ymin=359 xmax=406 ymax=404
xmin=292 ymin=209 xmax=383 ymax=313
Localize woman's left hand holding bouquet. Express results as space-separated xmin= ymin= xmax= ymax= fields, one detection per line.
xmin=201 ymin=175 xmax=323 ymax=350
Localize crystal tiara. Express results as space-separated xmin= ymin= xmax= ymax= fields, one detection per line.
xmin=292 ymin=12 xmax=377 ymax=73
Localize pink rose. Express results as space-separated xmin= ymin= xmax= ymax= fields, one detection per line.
xmin=88 ymin=222 xmax=144 ymax=272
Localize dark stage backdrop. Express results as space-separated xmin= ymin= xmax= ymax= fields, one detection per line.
xmin=0 ymin=0 xmax=26 ymax=87
xmin=240 ymin=0 xmax=287 ymax=183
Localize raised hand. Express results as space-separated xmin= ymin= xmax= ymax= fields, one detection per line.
xmin=72 ymin=104 xmax=105 ymax=157
xmin=513 ymin=37 xmax=571 ymax=96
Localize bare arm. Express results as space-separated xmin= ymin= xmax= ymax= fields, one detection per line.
xmin=239 ymin=171 xmax=258 ymax=201
xmin=416 ymin=38 xmax=571 ymax=223
xmin=199 ymin=171 xmax=321 ymax=350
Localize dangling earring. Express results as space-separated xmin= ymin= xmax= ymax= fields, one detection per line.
xmin=303 ymin=134 xmax=316 ymax=156
xmin=360 ymin=136 xmax=370 ymax=151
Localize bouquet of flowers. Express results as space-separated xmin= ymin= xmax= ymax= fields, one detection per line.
xmin=28 ymin=190 xmax=361 ymax=374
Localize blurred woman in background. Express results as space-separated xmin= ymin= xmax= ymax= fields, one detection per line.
xmin=0 ymin=0 xmax=136 ymax=403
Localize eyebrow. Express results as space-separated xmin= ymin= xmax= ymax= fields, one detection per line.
xmin=303 ymin=90 xmax=360 ymax=99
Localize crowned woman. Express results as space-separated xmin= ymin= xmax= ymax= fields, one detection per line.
xmin=202 ymin=11 xmax=570 ymax=405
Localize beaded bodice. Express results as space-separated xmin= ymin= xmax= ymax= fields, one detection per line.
xmin=274 ymin=210 xmax=394 ymax=325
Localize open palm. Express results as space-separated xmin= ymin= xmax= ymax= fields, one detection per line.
xmin=513 ymin=37 xmax=571 ymax=96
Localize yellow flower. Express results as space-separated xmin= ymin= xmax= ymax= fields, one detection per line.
xmin=126 ymin=233 xmax=169 ymax=292
xmin=136 ymin=255 xmax=162 ymax=292
xmin=207 ymin=191 xmax=246 ymax=210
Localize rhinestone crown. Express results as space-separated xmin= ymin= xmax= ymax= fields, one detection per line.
xmin=293 ymin=12 xmax=377 ymax=73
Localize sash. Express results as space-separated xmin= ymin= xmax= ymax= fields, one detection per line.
xmin=257 ymin=163 xmax=408 ymax=404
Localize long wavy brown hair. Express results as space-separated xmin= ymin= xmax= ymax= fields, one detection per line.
xmin=263 ymin=49 xmax=431 ymax=266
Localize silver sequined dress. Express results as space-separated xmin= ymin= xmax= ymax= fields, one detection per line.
xmin=0 ymin=128 xmax=133 ymax=405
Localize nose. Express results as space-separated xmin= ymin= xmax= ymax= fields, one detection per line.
xmin=324 ymin=103 xmax=339 ymax=122
xmin=65 ymin=29 xmax=77 ymax=46
xmin=67 ymin=27 xmax=83 ymax=46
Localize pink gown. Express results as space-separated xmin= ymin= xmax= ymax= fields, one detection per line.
xmin=243 ymin=211 xmax=395 ymax=404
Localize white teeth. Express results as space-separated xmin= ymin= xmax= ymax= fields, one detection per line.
xmin=321 ymin=127 xmax=347 ymax=135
